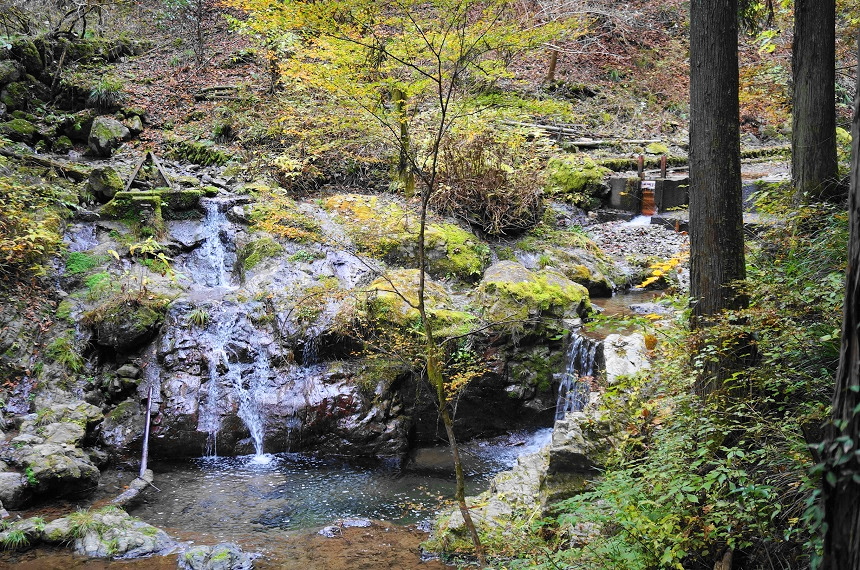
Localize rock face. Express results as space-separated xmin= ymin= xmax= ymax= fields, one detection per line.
xmin=88 ymin=116 xmax=131 ymax=156
xmin=0 ymin=402 xmax=103 ymax=507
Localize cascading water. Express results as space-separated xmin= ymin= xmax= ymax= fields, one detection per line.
xmin=555 ymin=332 xmax=600 ymax=419
xmin=196 ymin=199 xmax=232 ymax=288
xmin=197 ymin=307 xmax=272 ymax=459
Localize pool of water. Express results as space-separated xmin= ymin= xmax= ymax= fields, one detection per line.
xmin=130 ymin=428 xmax=553 ymax=537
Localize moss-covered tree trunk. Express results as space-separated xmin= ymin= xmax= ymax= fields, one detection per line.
xmin=820 ymin=33 xmax=860 ymax=570
xmin=688 ymin=0 xmax=748 ymax=397
xmin=792 ymin=0 xmax=838 ymax=202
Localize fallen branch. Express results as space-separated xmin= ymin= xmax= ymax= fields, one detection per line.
xmin=0 ymin=148 xmax=90 ymax=181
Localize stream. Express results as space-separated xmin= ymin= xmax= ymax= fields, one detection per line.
xmin=1 ymin=430 xmax=551 ymax=569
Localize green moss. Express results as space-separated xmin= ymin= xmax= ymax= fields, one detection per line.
xmin=160 ymin=188 xmax=202 ymax=210
xmin=645 ymin=142 xmax=669 ymax=154
xmin=323 ymin=194 xmax=489 ymax=281
xmin=476 ymin=261 xmax=590 ymax=337
xmin=166 ymin=138 xmax=234 ymax=166
xmin=239 ymin=237 xmax=284 ymax=270
xmin=46 ymin=333 xmax=84 ymax=373
xmin=107 ymin=400 xmax=135 ymax=422
xmin=0 ymin=118 xmax=36 ymax=137
xmin=251 ymin=193 xmax=323 ymax=243
xmin=65 ymin=252 xmax=106 ymax=275
xmin=209 ymin=550 xmax=231 ymax=563
xmin=56 ymin=299 xmax=76 ymax=323
xmin=545 ymin=155 xmax=610 ymax=210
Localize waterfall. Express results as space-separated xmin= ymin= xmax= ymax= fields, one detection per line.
xmin=197 ymin=199 xmax=231 ymax=288
xmin=198 ymin=308 xmax=271 ymax=458
xmin=555 ymin=333 xmax=599 ymax=419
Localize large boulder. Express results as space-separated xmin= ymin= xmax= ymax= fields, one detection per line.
xmin=475 ymin=260 xmax=591 ymax=338
xmin=9 ymin=442 xmax=100 ymax=498
xmin=88 ymin=116 xmax=131 ymax=157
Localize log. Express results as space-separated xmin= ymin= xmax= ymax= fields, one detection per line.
xmin=0 ymin=148 xmax=89 ymax=181
xmin=110 ymin=469 xmax=154 ymax=507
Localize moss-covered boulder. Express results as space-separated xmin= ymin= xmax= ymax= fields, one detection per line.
xmin=11 ymin=38 xmax=42 ymax=76
xmin=475 ymin=261 xmax=590 ymax=337
xmin=324 ymin=194 xmax=490 ymax=281
xmin=645 ymin=141 xmax=669 ymax=155
xmin=362 ymin=269 xmax=476 ymax=339
xmin=88 ymin=116 xmax=130 ymax=157
xmin=0 ymin=117 xmax=37 ymax=143
xmin=545 ymin=154 xmax=610 ymax=210
xmin=61 ymin=110 xmax=96 ymax=142
xmin=88 ymin=166 xmax=124 ymax=203
xmin=83 ymin=295 xmax=171 ymax=351
xmin=53 ymin=135 xmax=73 ymax=154
xmin=0 ymin=60 xmax=22 ymax=85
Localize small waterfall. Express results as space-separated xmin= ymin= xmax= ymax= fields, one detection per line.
xmin=555 ymin=333 xmax=600 ymax=419
xmin=197 ymin=199 xmax=231 ymax=288
xmin=198 ymin=309 xmax=271 ymax=458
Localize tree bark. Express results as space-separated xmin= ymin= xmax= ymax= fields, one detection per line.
xmin=821 ymin=33 xmax=860 ymax=570
xmin=688 ymin=0 xmax=747 ymax=396
xmin=792 ymin=0 xmax=838 ymax=202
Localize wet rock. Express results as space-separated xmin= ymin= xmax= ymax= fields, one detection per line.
xmin=166 ymin=220 xmax=207 ymax=250
xmin=10 ymin=443 xmax=100 ymax=497
xmin=41 ymin=422 xmax=86 ymax=445
xmin=178 ymin=542 xmax=254 ymax=570
xmin=88 ymin=166 xmax=125 ymax=203
xmin=88 ymin=116 xmax=130 ymax=157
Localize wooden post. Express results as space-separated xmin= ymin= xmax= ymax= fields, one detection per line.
xmin=140 ymin=385 xmax=153 ymax=478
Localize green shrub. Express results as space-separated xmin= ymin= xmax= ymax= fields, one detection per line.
xmin=65 ymin=252 xmax=105 ymax=275
xmin=46 ymin=333 xmax=84 ymax=373
xmin=87 ymin=76 xmax=126 ymax=111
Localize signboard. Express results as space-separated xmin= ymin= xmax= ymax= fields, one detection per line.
xmin=641 ymin=180 xmax=656 ymax=190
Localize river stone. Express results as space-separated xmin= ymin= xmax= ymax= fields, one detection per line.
xmin=88 ymin=166 xmax=125 ymax=203
xmin=178 ymin=542 xmax=253 ymax=570
xmin=0 ymin=472 xmax=31 ymax=509
xmin=74 ymin=510 xmax=178 ymax=559
xmin=124 ymin=114 xmax=144 ymax=136
xmin=603 ymin=333 xmax=649 ymax=384
xmin=42 ymin=516 xmax=75 ymax=543
xmin=88 ymin=116 xmax=130 ymax=157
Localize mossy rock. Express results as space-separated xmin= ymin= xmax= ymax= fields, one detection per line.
xmin=645 ymin=142 xmax=669 ymax=155
xmin=88 ymin=166 xmax=124 ymax=203
xmin=475 ymin=261 xmax=590 ymax=337
xmin=239 ymin=237 xmax=284 ymax=271
xmin=160 ymin=188 xmax=202 ymax=211
xmin=166 ymin=137 xmax=233 ymax=166
xmin=0 ymin=60 xmax=22 ymax=85
xmin=11 ymin=38 xmax=42 ymax=76
xmin=0 ymin=118 xmax=37 ymax=143
xmin=53 ymin=135 xmax=73 ymax=154
xmin=545 ymin=154 xmax=610 ymax=210
xmin=88 ymin=116 xmax=130 ymax=157
xmin=362 ymin=269 xmax=476 ymax=339
xmin=83 ymin=295 xmax=170 ymax=351
xmin=323 ymin=194 xmax=490 ymax=281
xmin=61 ymin=110 xmax=96 ymax=142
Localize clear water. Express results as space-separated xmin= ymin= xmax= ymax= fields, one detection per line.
xmin=130 ymin=429 xmax=553 ymax=538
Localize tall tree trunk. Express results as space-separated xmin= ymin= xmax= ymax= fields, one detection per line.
xmin=688 ymin=0 xmax=747 ymax=396
xmin=821 ymin=33 xmax=860 ymax=570
xmin=792 ymin=0 xmax=838 ymax=202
